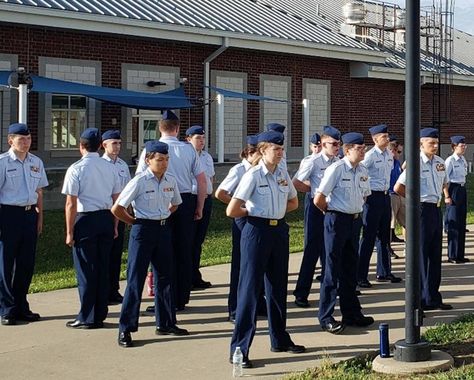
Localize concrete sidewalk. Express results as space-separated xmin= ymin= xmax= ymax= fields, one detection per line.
xmin=1 ymin=232 xmax=474 ymax=380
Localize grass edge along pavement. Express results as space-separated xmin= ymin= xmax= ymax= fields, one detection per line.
xmin=285 ymin=314 xmax=474 ymax=380
xmin=31 ymin=174 xmax=474 ymax=293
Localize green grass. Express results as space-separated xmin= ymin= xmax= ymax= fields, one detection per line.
xmin=30 ymin=173 xmax=474 ymax=293
xmin=31 ymin=194 xmax=305 ymax=292
xmin=286 ymin=314 xmax=474 ymax=380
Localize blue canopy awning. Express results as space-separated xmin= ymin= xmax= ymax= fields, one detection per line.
xmin=207 ymin=86 xmax=287 ymax=102
xmin=0 ymin=71 xmax=194 ymax=110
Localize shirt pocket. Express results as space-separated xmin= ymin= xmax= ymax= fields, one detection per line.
xmin=6 ymin=168 xmax=21 ymax=187
xmin=29 ymin=170 xmax=42 ymax=189
xmin=339 ymin=179 xmax=352 ymax=199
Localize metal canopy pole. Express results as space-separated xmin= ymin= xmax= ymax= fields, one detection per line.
xmin=217 ymin=93 xmax=225 ymax=163
xmin=394 ymin=0 xmax=431 ymax=362
xmin=302 ymin=99 xmax=310 ymax=155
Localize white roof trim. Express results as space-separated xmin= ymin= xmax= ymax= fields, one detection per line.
xmin=351 ymin=62 xmax=474 ymax=87
xmin=0 ymin=4 xmax=387 ymax=64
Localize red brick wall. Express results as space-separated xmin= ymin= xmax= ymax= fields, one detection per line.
xmin=1 ymin=22 xmax=474 ymax=151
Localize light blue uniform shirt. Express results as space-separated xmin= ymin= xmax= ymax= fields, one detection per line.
xmin=102 ymin=154 xmax=131 ymax=192
xmin=217 ymin=159 xmax=252 ymax=196
xmin=233 ymin=160 xmax=297 ymax=220
xmin=0 ymin=149 xmax=48 ymax=206
xmin=192 ymin=150 xmax=214 ymax=195
xmin=397 ymin=152 xmax=446 ymax=204
xmin=361 ymin=146 xmax=393 ymax=191
xmin=62 ymin=152 xmax=121 ymax=212
xmin=317 ymin=157 xmax=371 ymax=214
xmin=136 ymin=137 xmax=203 ymax=194
xmin=117 ymin=168 xmax=182 ymax=220
xmin=294 ymin=152 xmax=339 ymax=197
xmin=445 ymin=153 xmax=467 ymax=185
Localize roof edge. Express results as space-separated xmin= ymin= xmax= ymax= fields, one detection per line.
xmin=0 ymin=4 xmax=387 ymax=64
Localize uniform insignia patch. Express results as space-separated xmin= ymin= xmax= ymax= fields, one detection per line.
xmin=30 ymin=166 xmax=40 ymax=173
xmin=436 ymin=164 xmax=445 ymax=171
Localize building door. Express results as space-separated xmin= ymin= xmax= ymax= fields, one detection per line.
xmin=132 ymin=114 xmax=162 ymax=160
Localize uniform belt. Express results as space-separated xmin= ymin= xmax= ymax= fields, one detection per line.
xmin=1 ymin=204 xmax=36 ymax=211
xmin=450 ymin=183 xmax=465 ymax=187
xmin=372 ymin=190 xmax=389 ymax=195
xmin=247 ymin=216 xmax=285 ymax=227
xmin=135 ymin=218 xmax=167 ymax=226
xmin=326 ymin=210 xmax=361 ymax=219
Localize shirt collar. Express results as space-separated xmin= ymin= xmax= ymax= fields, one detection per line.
xmin=343 ymin=156 xmax=357 ymax=170
xmin=453 ymin=152 xmax=462 ymax=161
xmin=8 ymin=148 xmax=30 ymax=162
xmin=243 ymin=159 xmax=252 ymax=171
xmin=102 ymin=153 xmax=116 ymax=163
xmin=420 ymin=151 xmax=431 ymax=163
xmin=159 ymin=136 xmax=178 ymax=143
xmin=84 ymin=152 xmax=100 ymax=158
xmin=145 ymin=167 xmax=169 ymax=182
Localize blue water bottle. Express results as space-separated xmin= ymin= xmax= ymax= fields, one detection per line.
xmin=379 ymin=323 xmax=390 ymax=358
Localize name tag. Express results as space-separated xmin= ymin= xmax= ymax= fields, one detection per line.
xmin=145 ymin=190 xmax=155 ymax=194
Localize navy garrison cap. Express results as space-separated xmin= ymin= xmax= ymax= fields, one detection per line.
xmin=185 ymin=125 xmax=205 ymax=136
xmin=420 ymin=128 xmax=438 ymax=138
xmin=342 ymin=132 xmax=364 ymax=145
xmin=310 ymin=133 xmax=321 ymax=144
xmin=369 ymin=124 xmax=388 ymax=135
xmin=102 ymin=129 xmax=121 ymax=141
xmin=146 ymin=140 xmax=168 ymax=155
xmin=450 ymin=135 xmax=465 ymax=144
xmin=389 ymin=134 xmax=398 ymax=142
xmin=81 ymin=128 xmax=101 ymax=144
xmin=8 ymin=123 xmax=30 ymax=135
xmin=258 ymin=131 xmax=284 ymax=145
xmin=162 ymin=110 xmax=179 ymax=121
xmin=266 ymin=123 xmax=286 ymax=133
xmin=247 ymin=134 xmax=259 ymax=146
xmin=322 ymin=125 xmax=341 ymax=140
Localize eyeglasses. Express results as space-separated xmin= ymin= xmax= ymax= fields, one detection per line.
xmin=324 ymin=141 xmax=340 ymax=147
xmin=351 ymin=145 xmax=366 ymax=152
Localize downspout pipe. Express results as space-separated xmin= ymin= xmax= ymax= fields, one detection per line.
xmin=203 ymin=37 xmax=229 ymax=152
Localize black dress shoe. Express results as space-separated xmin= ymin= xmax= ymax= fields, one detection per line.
xmin=389 ymin=248 xmax=400 ymax=259
xmin=271 ymin=344 xmax=306 ymax=353
xmin=229 ymin=355 xmax=253 ymax=368
xmin=228 ymin=315 xmax=236 ymax=324
xmin=294 ymin=298 xmax=310 ymax=308
xmin=376 ymin=274 xmax=402 ymax=283
xmin=391 ymin=235 xmax=404 ymax=243
xmin=343 ymin=315 xmax=375 ymax=327
xmin=315 ymin=275 xmax=322 ymax=282
xmin=460 ymin=258 xmax=470 ymax=263
xmin=1 ymin=315 xmax=16 ymax=326
xmin=355 ymin=290 xmax=362 ymax=296
xmin=108 ymin=292 xmax=124 ymax=305
xmin=118 ymin=331 xmax=133 ymax=348
xmin=192 ymin=280 xmax=212 ymax=290
xmin=16 ymin=311 xmax=40 ymax=322
xmin=358 ymin=280 xmax=372 ymax=288
xmin=424 ymin=303 xmax=453 ymax=311
xmin=145 ymin=305 xmax=155 ymax=313
xmin=321 ymin=320 xmax=345 ymax=334
xmin=66 ymin=320 xmax=96 ymax=329
xmin=156 ymin=325 xmax=189 ymax=336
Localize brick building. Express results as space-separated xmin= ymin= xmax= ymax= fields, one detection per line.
xmin=0 ymin=0 xmax=474 ymax=170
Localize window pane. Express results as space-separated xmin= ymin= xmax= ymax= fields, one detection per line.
xmin=69 ymin=110 xmax=86 ymax=148
xmin=52 ymin=111 xmax=68 ymax=148
xmin=70 ymin=96 xmax=86 ymax=109
xmin=52 ymin=95 xmax=69 ymax=109
xmin=144 ymin=120 xmax=159 ymax=143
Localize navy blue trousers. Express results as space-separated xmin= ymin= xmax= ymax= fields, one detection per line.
xmin=357 ymin=192 xmax=392 ymax=282
xmin=230 ymin=217 xmax=293 ymax=357
xmin=319 ymin=211 xmax=362 ymax=325
xmin=420 ymin=203 xmax=443 ymax=307
xmin=445 ymin=183 xmax=467 ymax=260
xmin=72 ymin=210 xmax=114 ymax=324
xmin=170 ymin=193 xmax=197 ymax=309
xmin=294 ymin=193 xmax=325 ymax=300
xmin=192 ymin=195 xmax=213 ymax=285
xmin=0 ymin=205 xmax=38 ymax=317
xmin=228 ymin=216 xmax=246 ymax=318
xmin=119 ymin=219 xmax=176 ymax=332
xmin=109 ymin=221 xmax=126 ymax=296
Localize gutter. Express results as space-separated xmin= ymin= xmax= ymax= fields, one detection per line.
xmin=203 ymin=37 xmax=229 ymax=152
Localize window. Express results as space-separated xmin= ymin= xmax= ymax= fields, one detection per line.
xmin=51 ymin=95 xmax=87 ymax=149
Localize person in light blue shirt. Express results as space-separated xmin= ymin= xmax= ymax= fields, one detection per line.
xmin=102 ymin=129 xmax=132 ymax=305
xmin=315 ymin=132 xmax=373 ymax=335
xmin=0 ymin=123 xmax=48 ymax=326
xmin=227 ymin=131 xmax=305 ymax=367
xmin=186 ymin=125 xmax=215 ymax=290
xmin=215 ymin=135 xmax=264 ymax=323
xmin=62 ymin=128 xmax=121 ymax=330
xmin=292 ymin=126 xmax=340 ymax=308
xmin=136 ymin=110 xmax=206 ymax=311
xmin=395 ymin=127 xmax=452 ymax=311
xmin=113 ymin=140 xmax=187 ymax=348
xmin=357 ymin=124 xmax=401 ymax=288
xmin=444 ymin=135 xmax=469 ymax=263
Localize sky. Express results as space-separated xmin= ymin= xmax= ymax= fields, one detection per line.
xmin=389 ymin=0 xmax=474 ymax=35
